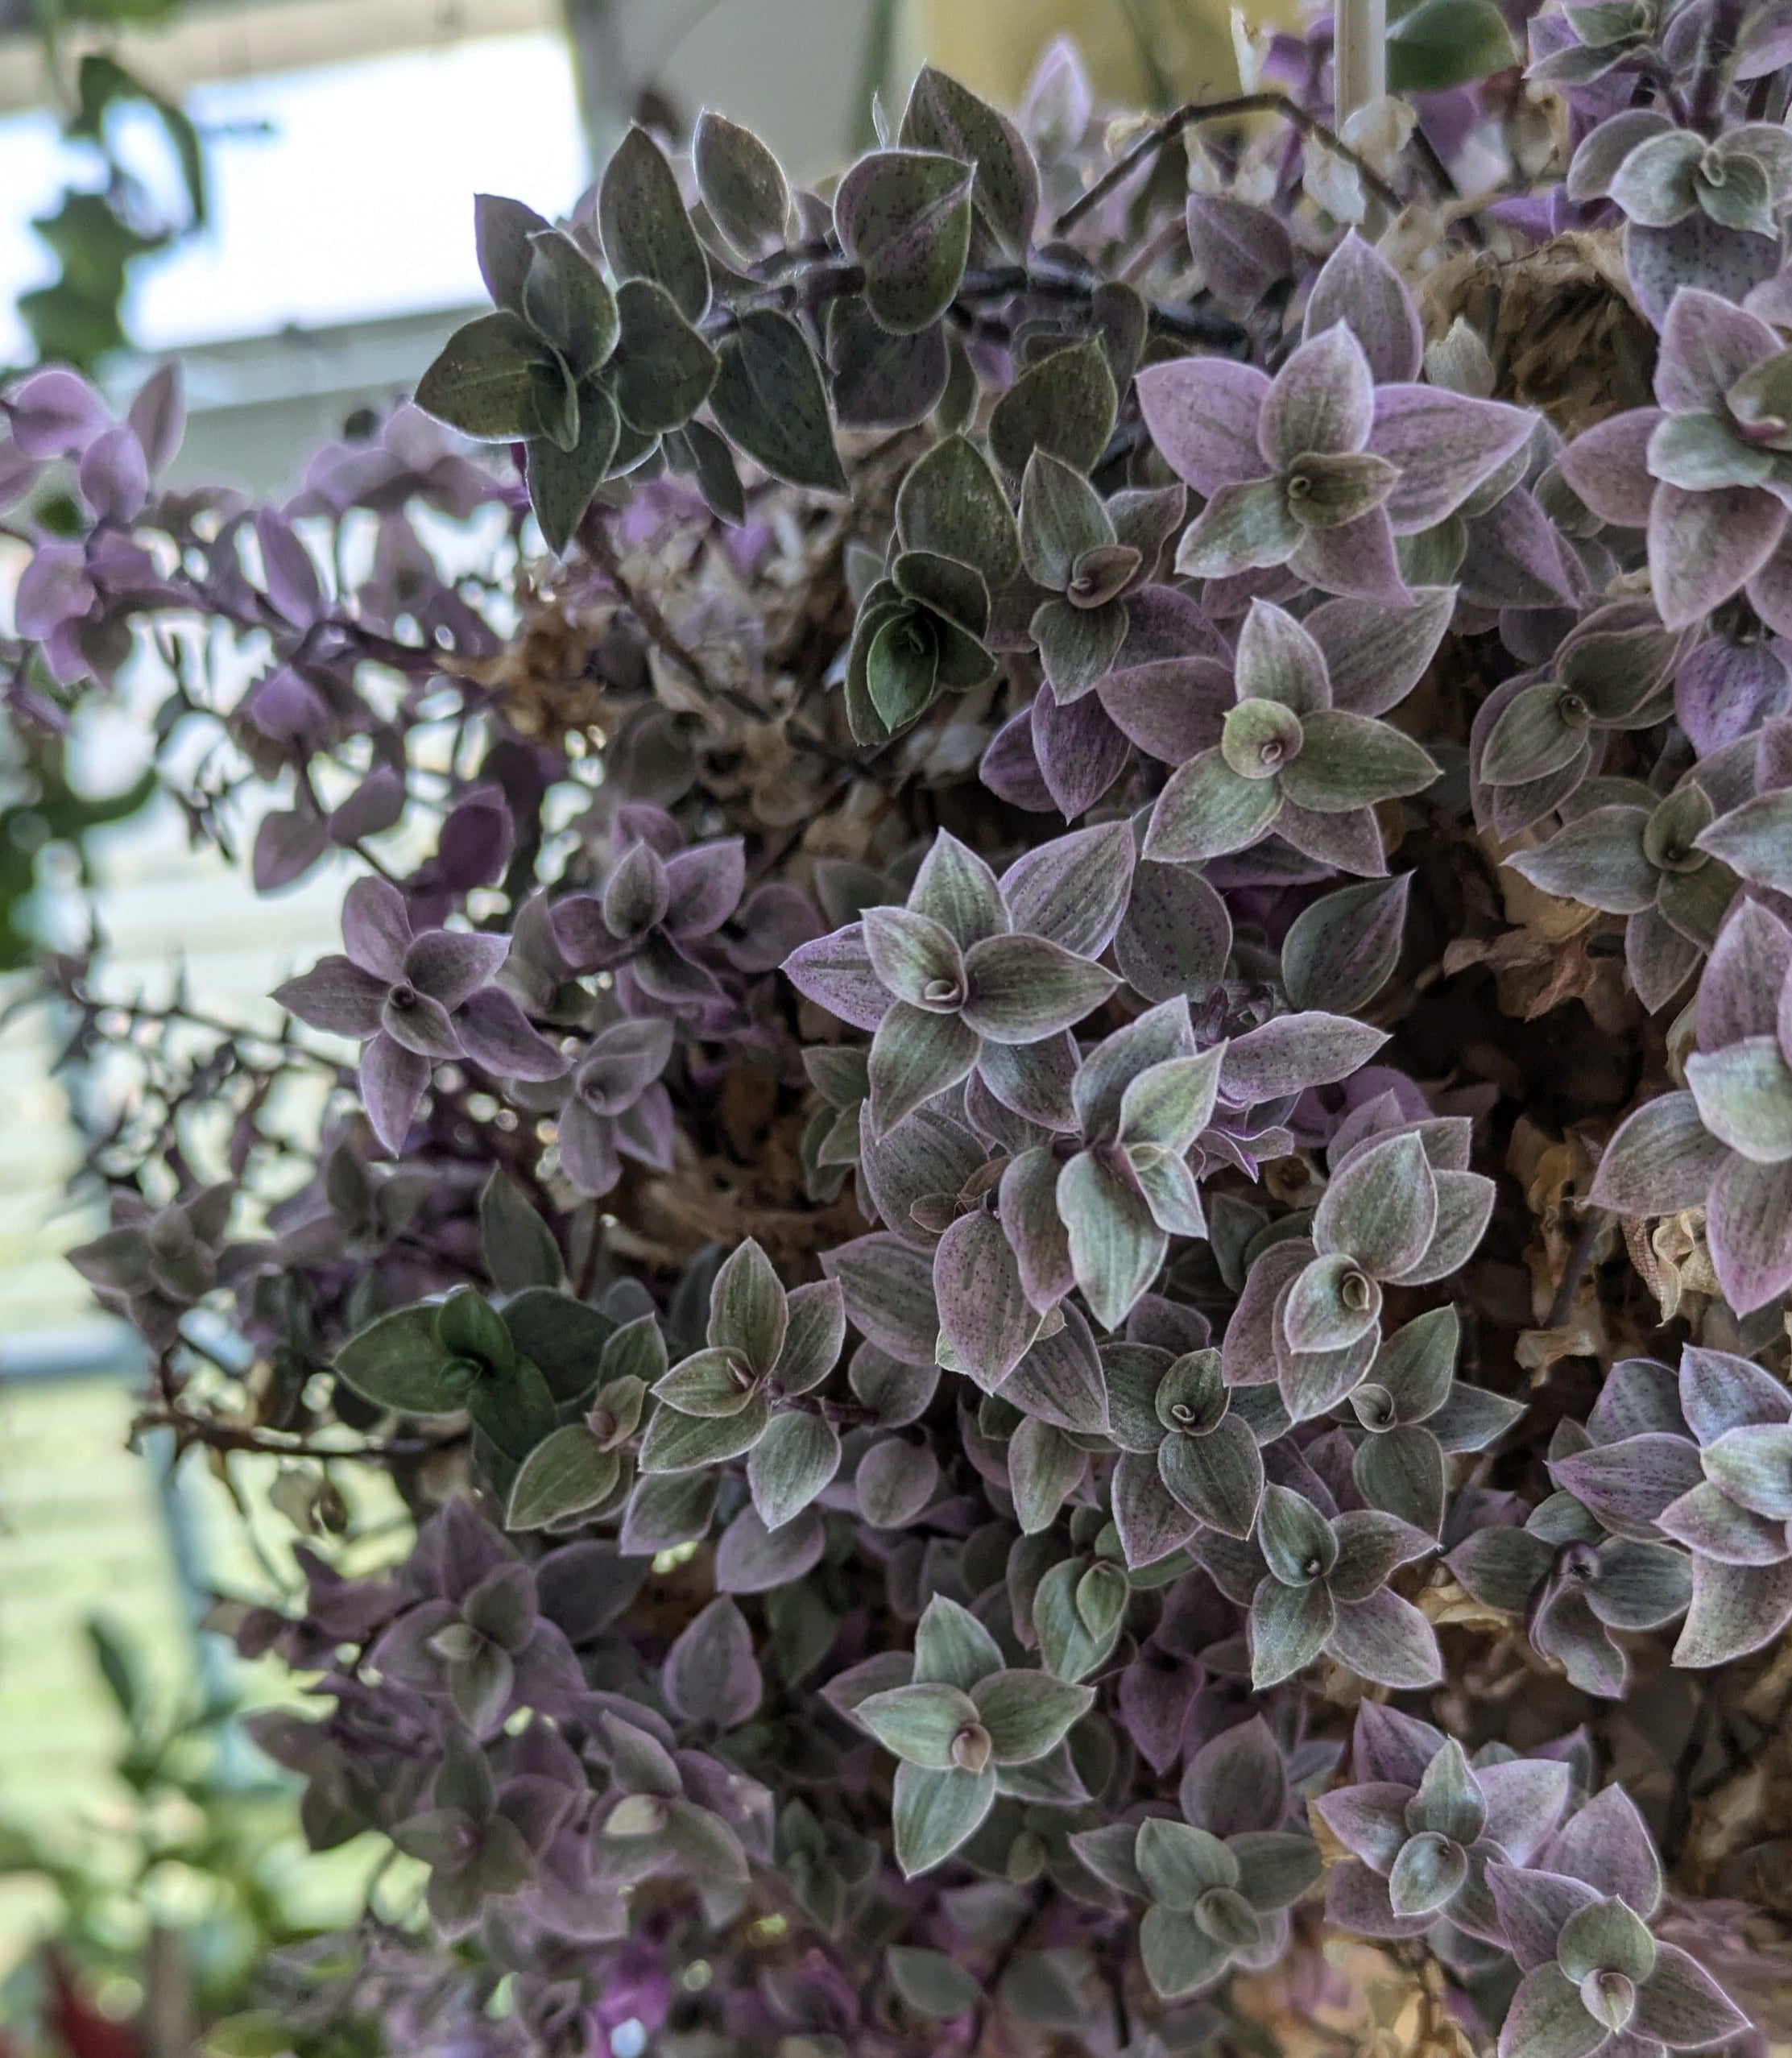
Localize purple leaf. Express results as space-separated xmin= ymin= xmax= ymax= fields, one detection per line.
xmin=663 ymin=1597 xmax=762 ymax=1729
xmin=1675 ymin=1552 xmax=1792 ymax=1664
xmin=1544 ymin=1786 xmax=1662 ymax=1913
xmin=933 ymin=1209 xmax=1036 ymax=1389
xmin=1180 ymin=1715 xmax=1287 ymax=1836
xmin=360 ymin=1033 xmax=430 ymax=1155
xmin=14 ymin=541 xmax=94 ymax=640
xmin=1680 ymin=1344 xmax=1792 ymax=1440
xmin=999 ymin=821 xmax=1135 ymax=957
xmin=1548 ymin=1434 xmax=1704 ymax=1538
xmin=9 ymin=367 xmax=110 ymax=457
xmin=78 ymin=425 xmax=149 ymax=524
xmin=782 ymin=921 xmax=892 ymax=1031
xmin=1558 ymin=410 xmax=1661 ymax=527
xmin=1260 ymin=325 xmax=1374 ymax=469
xmin=274 ymin=956 xmax=388 ymax=1037
xmin=1324 ymin=1588 xmax=1441 ymax=1688
xmin=1706 ymin=1152 xmax=1792 ymax=1313
xmin=342 ymin=876 xmax=413 ymax=980
xmin=1588 ymin=1091 xmax=1728 ymax=1214
xmin=1186 ymin=194 xmax=1293 ymax=314
xmin=1304 ymin=233 xmax=1422 ymax=383
xmin=1653 ymin=287 xmax=1780 ymax=414
xmin=1135 ymin=356 xmax=1271 ymax=496
xmin=823 ymin=1234 xmax=940 ymax=1365
xmin=1633 ymin=1946 xmax=1751 ymax=2050
xmin=1487 ymin=1862 xmax=1602 ymax=1972
xmin=456 ymin=988 xmax=568 ymax=1081
xmin=1368 ymin=387 xmax=1534 ymax=535
xmin=1031 ymin=684 xmax=1131 ymax=818
xmin=1220 ymin=1012 xmax=1388 ymax=1104
xmin=1647 ymin=482 xmax=1786 ymax=629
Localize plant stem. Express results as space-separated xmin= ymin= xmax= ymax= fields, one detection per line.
xmin=1053 ymin=90 xmax=1403 ymax=234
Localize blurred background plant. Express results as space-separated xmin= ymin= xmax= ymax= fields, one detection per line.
xmin=0 ymin=1617 xmax=336 ymax=2058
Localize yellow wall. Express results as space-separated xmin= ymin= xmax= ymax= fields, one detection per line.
xmin=909 ymin=0 xmax=1297 ymax=108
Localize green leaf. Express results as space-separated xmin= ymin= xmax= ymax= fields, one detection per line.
xmin=886 ymin=1946 xmax=983 ymax=2019
xmin=892 ymin=1760 xmax=996 ymax=1876
xmin=864 ymin=607 xmax=941 ymax=731
xmin=1685 ymin=1037 xmax=1792 ymax=1165
xmin=598 ymin=124 xmax=710 ymax=323
xmin=1231 ymin=1830 xmax=1324 ymax=1911
xmin=638 ymin=1392 xmax=771 ymax=1472
xmin=600 ymin=1308 xmax=670 ymax=1391
xmin=1033 ymin=1556 xmax=1125 ymax=1682
xmin=893 ymin=549 xmax=990 ymax=635
xmin=613 ymin=279 xmax=718 ymax=433
xmin=1117 ymin=1048 xmax=1226 ymax=1157
xmin=436 ymin=1284 xmax=516 ymax=1373
xmin=478 ymin=1170 xmax=563 ymax=1293
xmin=913 ymin=1592 xmax=1004 ymax=1687
xmin=655 ymin=1345 xmax=760 ymax=1418
xmin=988 ymin=340 xmax=1118 ymax=478
xmin=1158 ymin=1414 xmax=1264 ymax=1538
xmin=856 ymin=1679 xmax=980 ymax=1766
xmin=1020 ymin=449 xmax=1113 ymax=588
xmin=1009 ymin=1416 xmax=1086 ymax=1534
xmin=500 ymin=1287 xmax=614 ymax=1402
xmin=1248 ymin=1576 xmax=1335 ymax=1688
xmin=1144 ymin=747 xmax=1283 ymax=864
xmin=693 ymin=110 xmax=789 ymax=261
xmin=1280 ymin=710 xmax=1439 ymax=813
xmin=1058 ymin=1148 xmax=1167 ymax=1334
xmin=87 ymin=1617 xmax=147 ymax=1727
xmin=960 ymin=933 xmax=1118 ymax=1042
xmin=1388 ymin=0 xmax=1518 ymax=89
xmin=935 ymin=331 xmax=979 ymax=433
xmin=746 ymin=1409 xmax=842 ymax=1529
xmin=678 ymin=418 xmax=747 ymax=523
xmin=1136 ymin=1819 xmax=1238 ymax=1909
xmin=525 ymin=383 xmax=620 ymax=554
xmin=620 ymin=1471 xmax=719 ymax=1555
xmin=827 ymin=300 xmax=952 ymax=429
xmin=522 ymin=228 xmax=618 ymax=377
xmin=204 ymin=2014 xmax=299 ymax=2058
xmin=970 ymin=1668 xmax=1094 ymax=1764
xmin=894 ymin=433 xmax=1021 ymax=586
xmin=474 ymin=193 xmax=551 ymax=314
xmin=834 ymin=148 xmax=975 ymax=335
xmin=1257 ymin=1485 xmax=1339 ymax=1586
xmin=899 ymin=65 xmax=1039 ymax=258
xmin=772 ymin=1278 xmax=847 ymax=1395
xmin=505 ymin=1425 xmax=621 ymax=1530
xmin=710 ymin=308 xmax=847 ymax=493
xmin=335 ymin=1304 xmax=470 ymax=1415
xmin=1282 ymin=875 xmax=1412 ymax=1015
xmin=867 ymin=1002 xmax=981 ymax=1136
xmin=466 ymin=1354 xmax=560 ymax=1463
xmin=415 ymin=311 xmax=551 ymax=440
xmin=1314 ymin=1131 xmax=1439 ymax=1277
xmin=1370 ymin=1304 xmax=1459 ymax=1419
xmin=710 ymin=1237 xmax=788 ymax=1374
xmin=1139 ymin=1906 xmax=1231 ymax=1999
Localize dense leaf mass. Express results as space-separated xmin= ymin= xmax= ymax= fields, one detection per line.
xmin=12 ymin=20 xmax=1792 ymax=2058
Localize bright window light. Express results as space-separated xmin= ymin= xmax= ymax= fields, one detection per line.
xmin=0 ymin=29 xmax=585 ymax=359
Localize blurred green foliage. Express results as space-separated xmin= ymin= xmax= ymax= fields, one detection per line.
xmin=18 ymin=45 xmax=207 ymax=372
xmin=0 ymin=728 xmax=155 ymax=974
xmin=0 ymin=1616 xmax=327 ymax=2054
